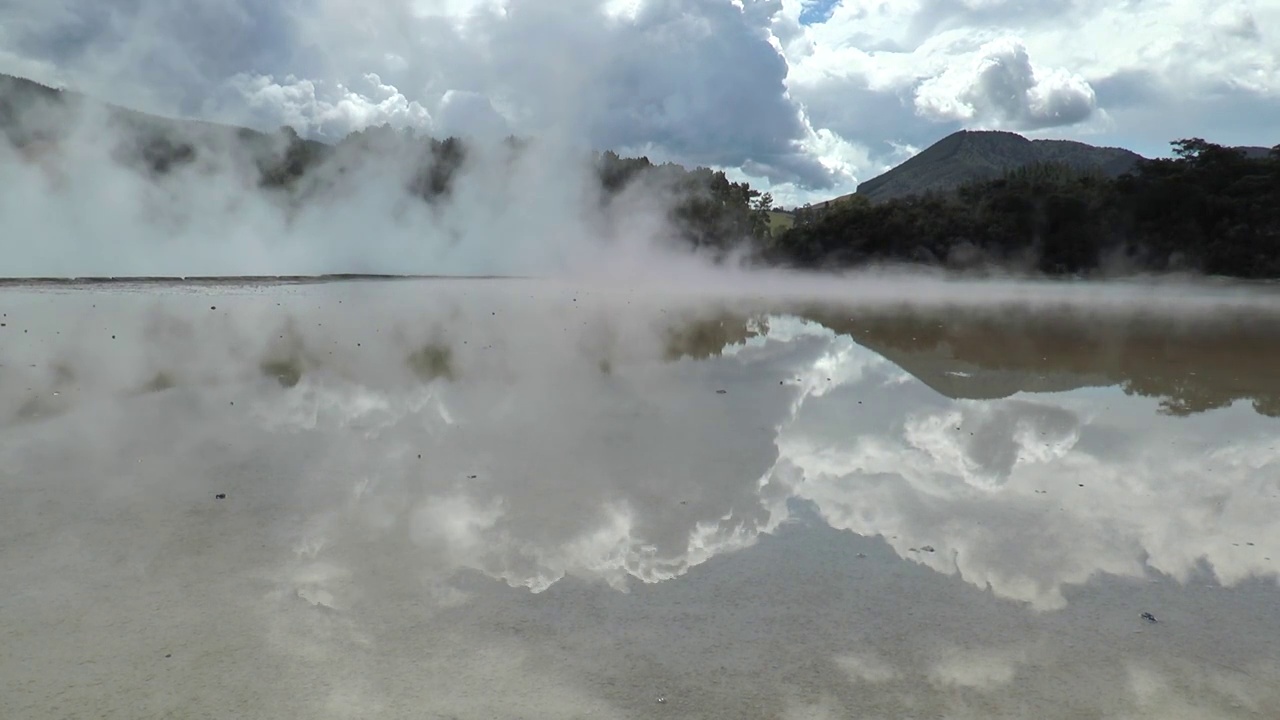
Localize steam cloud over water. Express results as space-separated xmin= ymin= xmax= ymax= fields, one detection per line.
xmin=0 ymin=103 xmax=710 ymax=278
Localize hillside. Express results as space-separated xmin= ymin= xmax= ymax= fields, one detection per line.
xmin=850 ymin=130 xmax=1143 ymax=203
xmin=771 ymin=137 xmax=1280 ymax=277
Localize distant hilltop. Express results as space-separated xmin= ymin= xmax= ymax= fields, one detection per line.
xmin=803 ymin=130 xmax=1142 ymax=210
xmin=800 ymin=129 xmax=1271 ymax=210
xmin=855 ymin=130 xmax=1144 ymax=202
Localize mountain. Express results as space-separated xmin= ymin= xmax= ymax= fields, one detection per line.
xmin=849 ymin=130 xmax=1144 ymax=204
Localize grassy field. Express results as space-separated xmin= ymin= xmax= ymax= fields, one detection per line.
xmin=766 ymin=211 xmax=795 ymax=237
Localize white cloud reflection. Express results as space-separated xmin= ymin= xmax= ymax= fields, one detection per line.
xmin=4 ymin=283 xmax=1280 ymax=718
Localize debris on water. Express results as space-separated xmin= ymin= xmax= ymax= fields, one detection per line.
xmin=855 ymin=553 xmax=867 ymax=559
xmin=921 ymin=545 xmax=936 ymax=553
xmin=1141 ymin=612 xmax=1158 ymax=623
xmin=656 ymin=696 xmax=667 ymax=704
xmin=467 ymin=475 xmax=478 ymax=479
xmin=165 ymin=653 xmax=171 ymax=658
xmin=715 ymin=389 xmax=727 ymax=394
xmin=214 ymin=493 xmax=226 ymax=500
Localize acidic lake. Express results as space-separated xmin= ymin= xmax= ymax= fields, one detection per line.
xmin=2 ymin=277 xmax=1279 ymax=719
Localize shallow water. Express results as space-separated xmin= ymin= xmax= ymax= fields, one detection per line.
xmin=1 ymin=278 xmax=1278 ymax=719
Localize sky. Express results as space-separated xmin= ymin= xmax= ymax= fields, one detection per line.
xmin=1 ymin=0 xmax=1277 ymax=206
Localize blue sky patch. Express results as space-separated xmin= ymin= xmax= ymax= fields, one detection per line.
xmin=799 ymin=0 xmax=840 ymax=26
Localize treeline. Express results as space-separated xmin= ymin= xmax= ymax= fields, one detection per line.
xmin=768 ymin=139 xmax=1280 ymax=278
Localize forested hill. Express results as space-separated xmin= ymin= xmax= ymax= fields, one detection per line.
xmin=1 ymin=73 xmax=776 ymax=257
xmin=771 ymin=140 xmax=1280 ymax=278
xmin=852 ymin=130 xmax=1143 ymax=203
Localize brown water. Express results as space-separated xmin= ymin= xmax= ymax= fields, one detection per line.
xmin=1 ymin=279 xmax=1278 ymax=719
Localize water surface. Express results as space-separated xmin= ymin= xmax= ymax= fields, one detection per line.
xmin=1 ymin=279 xmax=1278 ymax=719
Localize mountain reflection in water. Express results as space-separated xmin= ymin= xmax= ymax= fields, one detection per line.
xmin=1 ymin=279 xmax=1277 ymax=720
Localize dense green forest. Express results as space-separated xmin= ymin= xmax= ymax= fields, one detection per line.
xmin=770 ymin=139 xmax=1280 ymax=278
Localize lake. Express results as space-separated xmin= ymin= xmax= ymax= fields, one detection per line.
xmin=2 ymin=277 xmax=1278 ymax=719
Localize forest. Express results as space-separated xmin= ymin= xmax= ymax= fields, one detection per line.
xmin=770 ymin=139 xmax=1280 ymax=278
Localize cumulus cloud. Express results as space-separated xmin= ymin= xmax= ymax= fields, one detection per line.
xmin=914 ymin=37 xmax=1097 ymax=130
xmin=1 ymin=0 xmax=845 ymax=191
xmin=227 ymin=72 xmax=432 ymax=139
xmin=1209 ymin=2 xmax=1262 ymax=40
xmin=2 ymin=0 xmax=1278 ymax=206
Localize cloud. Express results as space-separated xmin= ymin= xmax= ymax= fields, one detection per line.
xmin=1209 ymin=2 xmax=1262 ymax=40
xmin=914 ymin=37 xmax=1097 ymax=130
xmin=3 ymin=0 xmax=1278 ymax=206
xmin=435 ymin=89 xmax=511 ymax=140
xmin=226 ymin=72 xmax=433 ymax=139
xmin=2 ymin=0 xmax=851 ymax=195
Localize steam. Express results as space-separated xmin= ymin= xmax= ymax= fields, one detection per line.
xmin=0 ymin=89 xmax=724 ymax=278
